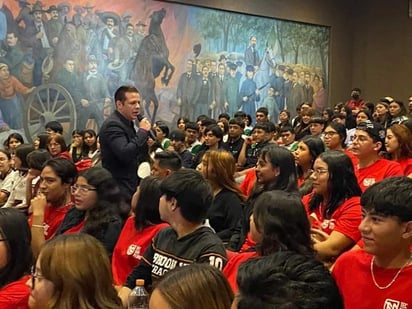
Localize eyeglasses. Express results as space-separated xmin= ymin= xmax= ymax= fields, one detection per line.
xmin=30 ymin=265 xmax=45 ymax=289
xmin=324 ymin=131 xmax=338 ymax=137
xmin=48 ymin=143 xmax=61 ymax=148
xmin=308 ymin=168 xmax=329 ymax=176
xmin=70 ymin=185 xmax=96 ymax=194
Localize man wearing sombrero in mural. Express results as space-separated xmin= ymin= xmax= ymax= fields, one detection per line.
xmin=24 ymin=2 xmax=51 ymax=86
xmin=57 ymin=2 xmax=71 ymax=24
xmin=99 ymin=11 xmax=120 ymax=61
xmin=45 ymin=4 xmax=63 ymax=47
xmin=83 ymin=2 xmax=99 ymax=29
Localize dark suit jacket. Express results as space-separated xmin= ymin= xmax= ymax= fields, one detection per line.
xmin=244 ymin=46 xmax=260 ymax=67
xmin=99 ymin=110 xmax=149 ymax=199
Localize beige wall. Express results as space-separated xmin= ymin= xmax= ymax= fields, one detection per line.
xmin=352 ymin=0 xmax=412 ymax=102
xmin=168 ymin=0 xmax=412 ymax=105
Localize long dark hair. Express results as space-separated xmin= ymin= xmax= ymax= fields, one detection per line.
xmin=15 ymin=144 xmax=35 ymax=174
xmin=309 ymin=151 xmax=362 ymax=218
xmin=253 ymin=190 xmax=313 ymax=257
xmin=82 ymin=129 xmax=98 ymax=153
xmin=80 ymin=167 xmax=124 ymax=235
xmin=296 ymin=135 xmax=325 ymax=178
xmin=255 ymin=144 xmax=298 ymax=193
xmin=133 ymin=176 xmax=164 ymax=231
xmin=0 ymin=208 xmax=32 ymax=288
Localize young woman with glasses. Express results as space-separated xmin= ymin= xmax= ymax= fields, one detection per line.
xmin=54 ymin=167 xmax=124 ymax=258
xmin=0 ymin=208 xmax=32 ymax=308
xmin=302 ymin=150 xmax=362 ymax=264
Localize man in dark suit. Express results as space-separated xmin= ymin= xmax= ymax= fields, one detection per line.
xmin=99 ymin=86 xmax=151 ymax=203
xmin=176 ymin=59 xmax=201 ymax=120
xmin=22 ymin=3 xmax=51 ymax=85
xmin=303 ymin=72 xmax=314 ymax=104
xmin=211 ymin=63 xmax=227 ymax=118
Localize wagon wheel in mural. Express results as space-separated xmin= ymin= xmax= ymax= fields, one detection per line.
xmin=23 ymin=83 xmax=76 ymax=143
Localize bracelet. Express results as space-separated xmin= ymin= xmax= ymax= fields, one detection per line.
xmin=32 ymin=224 xmax=44 ymax=229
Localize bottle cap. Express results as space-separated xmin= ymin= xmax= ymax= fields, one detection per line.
xmin=136 ymin=279 xmax=145 ymax=286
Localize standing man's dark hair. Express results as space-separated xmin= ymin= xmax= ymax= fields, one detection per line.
xmin=99 ymin=85 xmax=152 ymax=205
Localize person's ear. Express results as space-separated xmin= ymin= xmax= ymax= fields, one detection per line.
xmin=170 ymin=197 xmax=178 ymax=211
xmin=402 ymin=221 xmax=412 ymax=239
xmin=373 ymin=141 xmax=382 ymax=152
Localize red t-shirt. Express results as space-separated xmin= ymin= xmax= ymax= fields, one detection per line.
xmin=239 ymin=169 xmax=256 ymax=197
xmin=302 ymin=194 xmax=362 ymax=242
xmin=223 ymin=251 xmax=258 ymax=293
xmin=398 ymin=158 xmax=412 ymax=176
xmin=355 ymin=159 xmax=403 ymax=192
xmin=333 ymin=250 xmax=412 ymax=309
xmin=29 ymin=202 xmax=73 ymax=240
xmin=111 ymin=217 xmax=168 ymax=285
xmin=344 ymin=149 xmax=358 ymax=168
xmin=0 ymin=276 xmax=30 ymax=309
xmin=63 ymin=220 xmax=85 ymax=234
xmin=239 ymin=232 xmax=256 ymax=252
xmin=346 ymin=99 xmax=365 ymax=111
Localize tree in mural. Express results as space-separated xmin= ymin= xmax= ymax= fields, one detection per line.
xmin=194 ymin=10 xmax=238 ymax=51
xmin=283 ymin=22 xmax=312 ymax=64
xmin=307 ymin=26 xmax=329 ymax=81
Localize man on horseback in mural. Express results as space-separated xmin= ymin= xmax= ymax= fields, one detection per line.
xmin=244 ymin=36 xmax=260 ymax=72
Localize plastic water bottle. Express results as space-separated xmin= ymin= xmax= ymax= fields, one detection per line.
xmin=128 ymin=279 xmax=149 ymax=309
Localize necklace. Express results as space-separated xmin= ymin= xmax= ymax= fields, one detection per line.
xmin=370 ymin=255 xmax=412 ymax=290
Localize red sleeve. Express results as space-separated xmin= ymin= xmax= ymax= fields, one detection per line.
xmin=239 ymin=169 xmax=256 ymax=197
xmin=385 ymin=161 xmax=403 ymax=177
xmin=399 ymin=159 xmax=412 ymax=176
xmin=111 ymin=218 xmax=169 ymax=285
xmin=0 ymin=276 xmax=30 ymax=309
xmin=223 ymin=252 xmax=258 ymax=293
xmin=332 ymin=197 xmax=362 ymax=242
xmin=57 ymin=151 xmax=73 ymax=162
xmin=301 ymin=193 xmax=312 ymax=215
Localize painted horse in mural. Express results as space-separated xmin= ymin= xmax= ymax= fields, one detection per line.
xmin=131 ymin=8 xmax=175 ymax=123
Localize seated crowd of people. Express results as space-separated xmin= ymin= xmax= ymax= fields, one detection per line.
xmin=1 ymin=86 xmax=412 ymax=309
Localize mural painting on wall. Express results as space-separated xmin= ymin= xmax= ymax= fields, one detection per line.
xmin=0 ymin=0 xmax=329 ymax=141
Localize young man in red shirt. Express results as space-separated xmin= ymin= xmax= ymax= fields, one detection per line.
xmin=351 ymin=120 xmax=402 ymax=191
xmin=333 ymin=177 xmax=412 ymax=308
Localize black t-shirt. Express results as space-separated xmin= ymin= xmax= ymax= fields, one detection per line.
xmin=223 ymin=137 xmax=245 ymax=161
xmin=125 ymin=226 xmax=227 ymax=289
